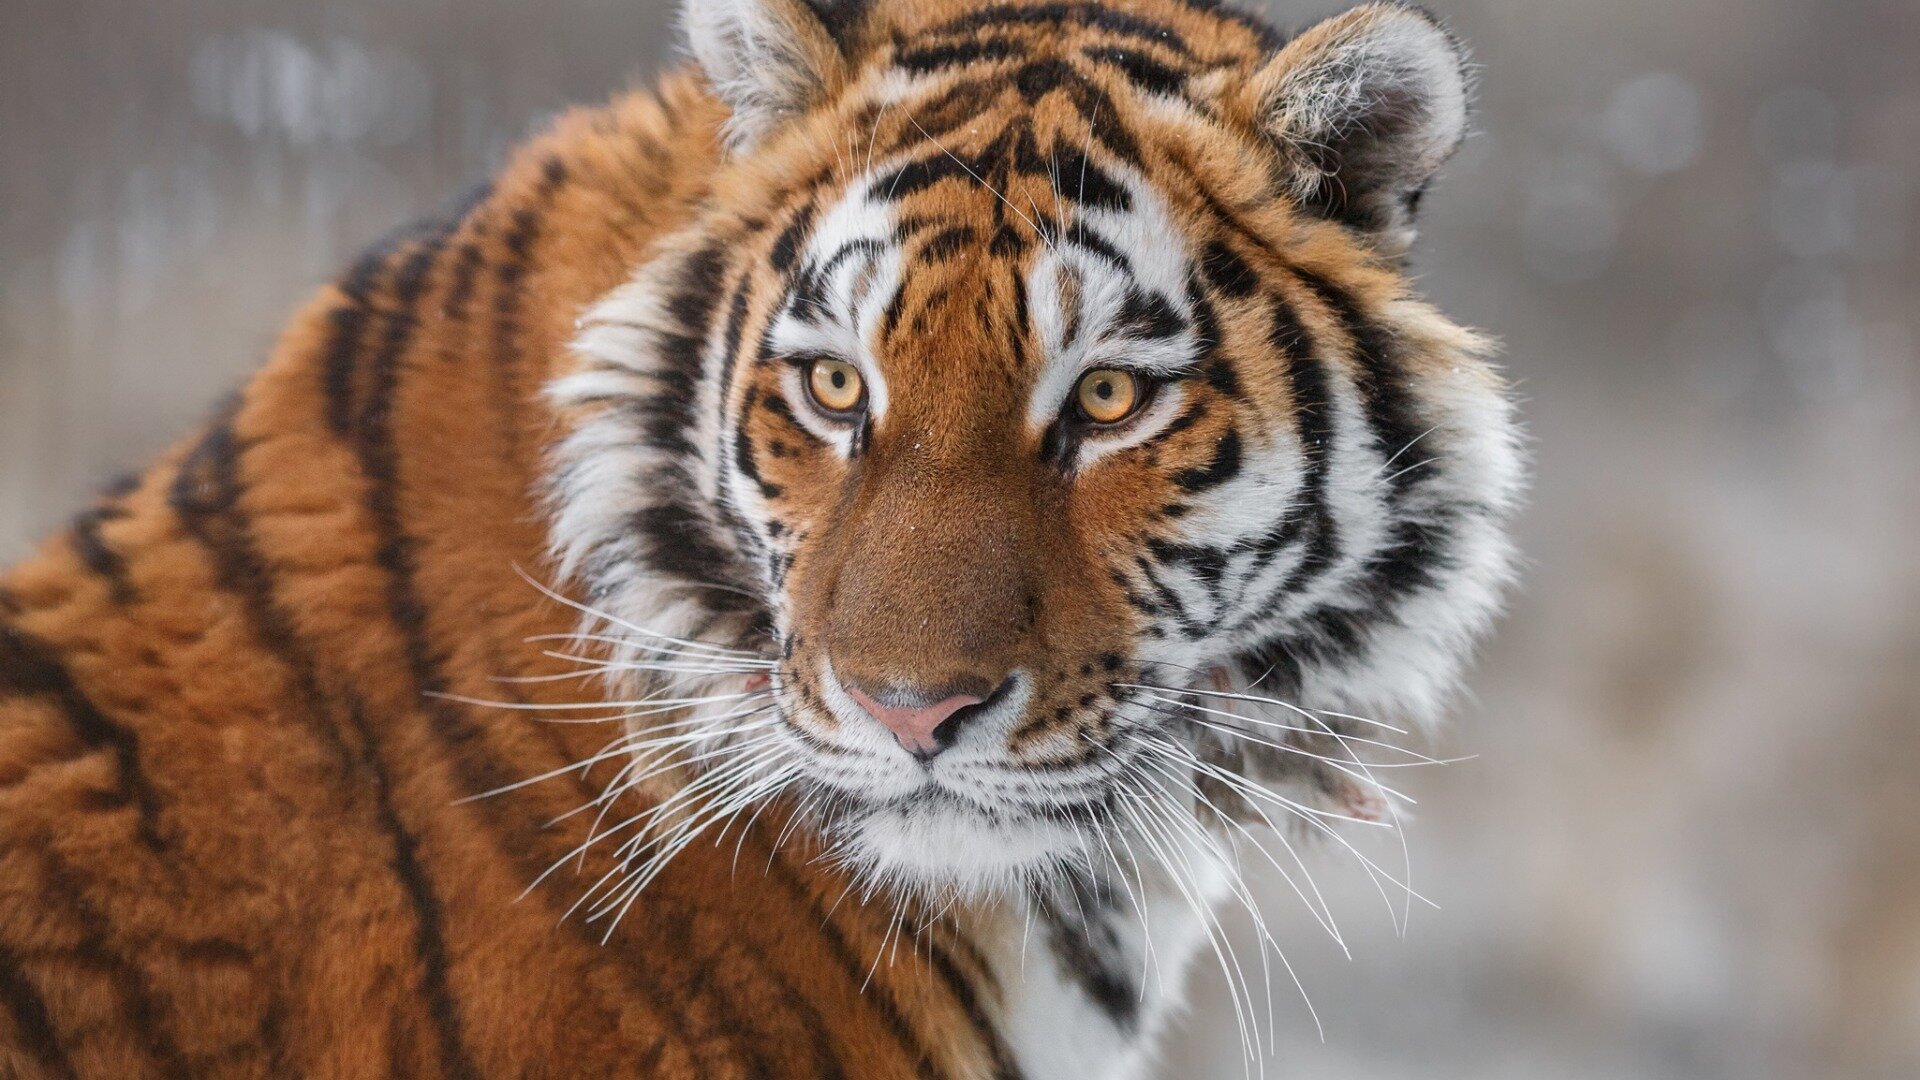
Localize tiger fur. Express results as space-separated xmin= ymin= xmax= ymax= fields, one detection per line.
xmin=0 ymin=1 xmax=1524 ymax=1077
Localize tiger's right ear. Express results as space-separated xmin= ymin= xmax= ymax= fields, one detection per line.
xmin=1245 ymin=3 xmax=1469 ymax=257
xmin=683 ymin=0 xmax=870 ymax=151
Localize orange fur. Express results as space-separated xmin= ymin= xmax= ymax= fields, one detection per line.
xmin=0 ymin=73 xmax=1004 ymax=1080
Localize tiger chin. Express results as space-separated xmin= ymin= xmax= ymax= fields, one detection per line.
xmin=0 ymin=1 xmax=1522 ymax=1078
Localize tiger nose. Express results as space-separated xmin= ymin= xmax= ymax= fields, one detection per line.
xmin=844 ymin=683 xmax=992 ymax=761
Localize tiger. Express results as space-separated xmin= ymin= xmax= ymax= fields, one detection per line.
xmin=0 ymin=0 xmax=1524 ymax=1076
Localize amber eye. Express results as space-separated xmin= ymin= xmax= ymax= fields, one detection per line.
xmin=1075 ymin=368 xmax=1142 ymax=424
xmin=806 ymin=358 xmax=865 ymax=414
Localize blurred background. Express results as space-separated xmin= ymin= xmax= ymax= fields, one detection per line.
xmin=3 ymin=0 xmax=1916 ymax=1076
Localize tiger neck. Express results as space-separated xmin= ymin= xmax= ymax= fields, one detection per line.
xmin=958 ymin=861 xmax=1233 ymax=1080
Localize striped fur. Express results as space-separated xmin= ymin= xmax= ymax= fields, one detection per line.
xmin=0 ymin=2 xmax=1522 ymax=1077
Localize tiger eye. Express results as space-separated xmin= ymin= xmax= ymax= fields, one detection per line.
xmin=1075 ymin=369 xmax=1141 ymax=424
xmin=807 ymin=358 xmax=864 ymax=414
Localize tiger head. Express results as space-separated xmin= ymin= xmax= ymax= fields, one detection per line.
xmin=549 ymin=0 xmax=1524 ymax=896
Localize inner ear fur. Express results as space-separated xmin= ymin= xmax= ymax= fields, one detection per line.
xmin=1245 ymin=3 xmax=1471 ymax=256
xmin=682 ymin=0 xmax=873 ymax=151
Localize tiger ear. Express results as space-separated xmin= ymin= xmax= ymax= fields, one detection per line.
xmin=1248 ymin=3 xmax=1469 ymax=256
xmin=682 ymin=0 xmax=869 ymax=151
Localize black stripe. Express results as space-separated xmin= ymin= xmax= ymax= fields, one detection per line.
xmin=1050 ymin=143 xmax=1131 ymax=212
xmin=1289 ymin=270 xmax=1427 ymax=497
xmin=1059 ymin=75 xmax=1144 ymax=168
xmin=168 ymin=410 xmax=462 ymax=1078
xmin=873 ymin=152 xmax=978 ymax=200
xmin=0 ymin=943 xmax=78 ymax=1080
xmin=930 ymin=3 xmax=1190 ymax=57
xmin=759 ymin=852 xmax=949 ymax=1080
xmin=896 ymin=37 xmax=1026 ymax=73
xmin=1237 ymin=269 xmax=1458 ymax=681
xmin=1170 ymin=428 xmax=1241 ymax=493
xmin=320 ymin=217 xmax=449 ymax=436
xmin=331 ymin=225 xmax=490 ymax=1080
xmin=349 ymin=231 xmax=492 ymax=1080
xmin=33 ymin=850 xmax=194 ymax=1080
xmin=922 ymin=936 xmax=1028 ymax=1080
xmin=1271 ymin=296 xmax=1339 ymax=575
xmin=488 ymin=160 xmax=566 ymax=443
xmin=1036 ymin=876 xmax=1138 ymax=1032
xmin=1289 ymin=268 xmax=1450 ymax=597
xmin=1199 ymin=239 xmax=1259 ymax=298
xmin=1081 ymin=45 xmax=1187 ymax=97
xmin=171 ymin=409 xmax=723 ymax=1078
xmin=346 ymin=207 xmax=783 ymax=1077
xmin=770 ymin=203 xmax=816 ymax=274
xmin=1238 ymin=294 xmax=1339 ymax=583
xmin=1117 ymin=287 xmax=1182 ymax=339
xmin=919 ymin=224 xmax=979 ymax=262
xmin=806 ymin=0 xmax=872 ymax=50
xmin=1060 ymin=221 xmax=1132 ymax=272
xmin=0 ymin=624 xmax=167 ymax=854
xmin=68 ymin=498 xmax=135 ymax=604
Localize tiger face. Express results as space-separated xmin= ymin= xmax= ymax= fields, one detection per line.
xmin=550 ymin=0 xmax=1523 ymax=896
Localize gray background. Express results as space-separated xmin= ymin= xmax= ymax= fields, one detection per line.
xmin=3 ymin=1 xmax=1918 ymax=1077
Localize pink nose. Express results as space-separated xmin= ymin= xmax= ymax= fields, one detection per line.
xmin=845 ymin=686 xmax=984 ymax=758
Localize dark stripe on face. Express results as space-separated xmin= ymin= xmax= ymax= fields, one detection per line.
xmin=874 ymin=152 xmax=981 ymax=200
xmin=1256 ymin=296 xmax=1341 ymax=583
xmin=632 ymin=247 xmax=769 ymax=614
xmin=908 ymin=78 xmax=1004 ymax=140
xmin=1081 ymin=45 xmax=1187 ymax=97
xmin=733 ymin=388 xmax=784 ymax=501
xmin=1170 ymin=428 xmax=1241 ymax=492
xmin=716 ymin=272 xmax=757 ymax=416
xmin=771 ymin=203 xmax=817 ymax=274
xmin=1061 ymin=221 xmax=1132 ymax=272
xmin=930 ymin=3 xmax=1192 ymax=57
xmin=1059 ymin=76 xmax=1144 ymax=167
xmin=639 ymin=245 xmax=728 ymax=459
xmin=809 ymin=0 xmax=873 ymax=51
xmin=1117 ymin=287 xmax=1183 ymax=339
xmin=1051 ymin=142 xmax=1132 ymax=212
xmin=896 ymin=37 xmax=1026 ymax=72
xmin=1290 ymin=268 xmax=1448 ymax=597
xmin=1288 ymin=271 xmax=1427 ymax=497
xmin=0 ymin=621 xmax=167 ymax=854
xmin=1236 ymin=270 xmax=1459 ymax=681
xmin=1211 ymin=299 xmax=1343 ymax=649
xmin=1199 ymin=239 xmax=1258 ymax=298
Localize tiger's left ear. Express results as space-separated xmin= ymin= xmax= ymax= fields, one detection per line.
xmin=1247 ymin=3 xmax=1470 ymax=256
xmin=683 ymin=0 xmax=870 ymax=151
